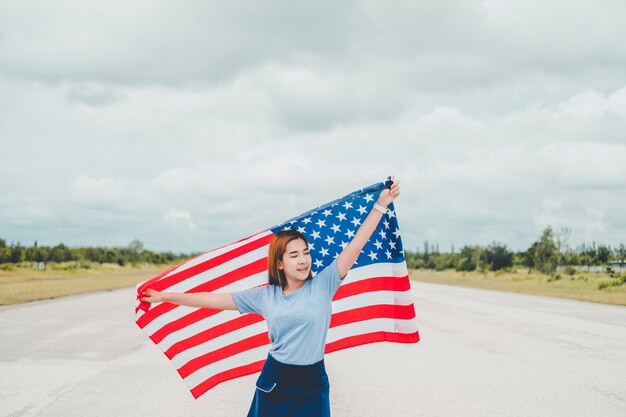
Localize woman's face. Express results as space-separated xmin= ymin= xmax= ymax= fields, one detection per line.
xmin=279 ymin=238 xmax=312 ymax=282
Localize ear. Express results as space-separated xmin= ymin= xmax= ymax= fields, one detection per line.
xmin=277 ymin=261 xmax=283 ymax=270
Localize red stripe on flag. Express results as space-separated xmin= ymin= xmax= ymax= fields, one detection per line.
xmin=136 ymin=258 xmax=268 ymax=329
xmin=136 ymin=263 xmax=186 ymax=314
xmin=325 ymin=330 xmax=420 ymax=354
xmin=150 ymin=308 xmax=221 ymax=345
xmin=330 ymin=304 xmax=416 ymax=328
xmin=176 ymin=303 xmax=415 ymax=379
xmin=178 ymin=333 xmax=271 ymax=379
xmin=190 ymin=359 xmax=266 ymax=399
xmin=152 ymin=277 xmax=411 ymax=355
xmin=188 ymin=329 xmax=421 ymax=399
xmin=165 ymin=314 xmax=265 ymax=359
xmin=153 ymin=233 xmax=274 ymax=291
xmin=332 ymin=276 xmax=411 ymax=301
xmin=135 ymin=234 xmax=267 ymax=315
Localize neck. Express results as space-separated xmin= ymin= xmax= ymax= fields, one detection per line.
xmin=284 ymin=277 xmax=305 ymax=294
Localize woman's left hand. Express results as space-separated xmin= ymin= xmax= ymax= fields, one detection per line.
xmin=377 ymin=176 xmax=400 ymax=208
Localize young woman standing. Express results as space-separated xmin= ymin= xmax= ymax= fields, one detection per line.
xmin=141 ymin=177 xmax=400 ymax=416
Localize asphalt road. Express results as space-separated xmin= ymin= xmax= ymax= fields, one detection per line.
xmin=1 ymin=282 xmax=625 ymax=417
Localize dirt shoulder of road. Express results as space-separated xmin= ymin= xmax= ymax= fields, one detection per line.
xmin=0 ymin=262 xmax=176 ymax=305
xmin=409 ymin=268 xmax=626 ymax=306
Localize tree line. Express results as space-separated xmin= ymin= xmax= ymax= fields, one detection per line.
xmin=0 ymin=238 xmax=195 ymax=266
xmin=2 ymin=226 xmax=625 ymax=274
xmin=405 ymin=226 xmax=626 ymax=274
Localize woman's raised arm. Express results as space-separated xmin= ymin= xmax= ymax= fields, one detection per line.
xmin=337 ymin=176 xmax=400 ymax=279
xmin=140 ymin=288 xmax=238 ymax=310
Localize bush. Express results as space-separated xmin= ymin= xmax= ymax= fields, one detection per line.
xmin=598 ymin=279 xmax=622 ymax=290
xmin=564 ymin=266 xmax=576 ymax=275
xmin=79 ymin=260 xmax=91 ymax=269
xmin=569 ymin=275 xmax=587 ymax=281
xmin=434 ymin=253 xmax=456 ymax=271
xmin=455 ymin=257 xmax=474 ymax=271
xmin=547 ymin=273 xmax=562 ymax=282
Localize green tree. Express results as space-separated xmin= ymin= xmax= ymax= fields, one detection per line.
xmin=618 ymin=244 xmax=626 ymax=266
xmin=597 ymin=245 xmax=611 ymax=264
xmin=481 ymin=242 xmax=513 ymax=271
xmin=455 ymin=245 xmax=480 ymax=271
xmin=521 ymin=242 xmax=538 ymax=272
xmin=51 ymin=243 xmax=72 ymax=263
xmin=533 ymin=226 xmax=559 ymax=274
xmin=128 ymin=239 xmax=144 ymax=263
xmin=104 ymin=249 xmax=118 ymax=264
xmin=10 ymin=244 xmax=26 ymax=263
xmin=434 ymin=253 xmax=457 ymax=271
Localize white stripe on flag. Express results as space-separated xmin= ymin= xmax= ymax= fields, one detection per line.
xmin=156 ymin=288 xmax=413 ymax=356
xmin=327 ymin=317 xmax=419 ymax=343
xmin=343 ymin=260 xmax=408 ymax=282
xmin=160 ymin=231 xmax=273 ymax=280
xmin=148 ymin=261 xmax=409 ymax=349
xmin=141 ymin=270 xmax=267 ymax=338
xmin=155 ymin=309 xmax=245 ymax=352
xmin=184 ymin=344 xmax=270 ymax=390
xmin=171 ymin=320 xmax=269 ymax=367
xmin=165 ymin=247 xmax=269 ymax=293
xmin=332 ymin=289 xmax=413 ymax=314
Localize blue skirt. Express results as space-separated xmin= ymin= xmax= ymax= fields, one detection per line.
xmin=246 ymin=354 xmax=331 ymax=417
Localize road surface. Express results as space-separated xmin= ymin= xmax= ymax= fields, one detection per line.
xmin=1 ymin=282 xmax=625 ymax=417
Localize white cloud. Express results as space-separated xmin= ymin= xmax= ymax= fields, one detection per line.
xmin=164 ymin=209 xmax=197 ymax=230
xmin=1 ymin=1 xmax=626 ymax=253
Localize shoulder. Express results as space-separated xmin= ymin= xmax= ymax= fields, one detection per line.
xmin=310 ymin=258 xmax=342 ymax=297
xmin=232 ymin=283 xmax=277 ymax=315
xmin=234 ymin=283 xmax=273 ymax=299
xmin=313 ymin=258 xmax=340 ymax=281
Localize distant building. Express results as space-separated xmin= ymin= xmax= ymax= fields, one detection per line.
xmin=557 ymin=263 xmax=626 ymax=273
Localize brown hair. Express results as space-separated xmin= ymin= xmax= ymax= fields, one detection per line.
xmin=268 ymin=229 xmax=312 ymax=289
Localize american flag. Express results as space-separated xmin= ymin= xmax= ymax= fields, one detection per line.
xmin=135 ymin=178 xmax=420 ymax=398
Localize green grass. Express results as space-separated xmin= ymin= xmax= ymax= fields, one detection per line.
xmin=0 ymin=261 xmax=176 ymax=306
xmin=409 ymin=268 xmax=626 ymax=306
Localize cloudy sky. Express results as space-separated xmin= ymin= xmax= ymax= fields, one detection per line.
xmin=1 ymin=0 xmax=625 ymax=254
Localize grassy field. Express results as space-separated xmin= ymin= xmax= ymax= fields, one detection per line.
xmin=0 ymin=262 xmax=176 ymax=306
xmin=2 ymin=262 xmax=626 ymax=307
xmin=409 ymin=268 xmax=626 ymax=306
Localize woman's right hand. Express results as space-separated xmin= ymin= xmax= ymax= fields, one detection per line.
xmin=140 ymin=288 xmax=162 ymax=303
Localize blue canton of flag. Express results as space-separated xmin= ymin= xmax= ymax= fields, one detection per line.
xmin=270 ymin=177 xmax=404 ymax=274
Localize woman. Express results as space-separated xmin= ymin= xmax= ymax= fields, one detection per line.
xmin=141 ymin=177 xmax=400 ymax=416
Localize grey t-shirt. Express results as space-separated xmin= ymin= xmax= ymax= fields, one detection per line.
xmin=232 ymin=258 xmax=342 ymax=365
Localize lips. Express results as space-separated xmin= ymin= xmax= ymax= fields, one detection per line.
xmin=297 ymin=267 xmax=309 ymax=272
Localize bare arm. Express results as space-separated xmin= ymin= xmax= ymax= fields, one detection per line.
xmin=140 ymin=288 xmax=238 ymax=310
xmin=337 ymin=177 xmax=400 ymax=279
